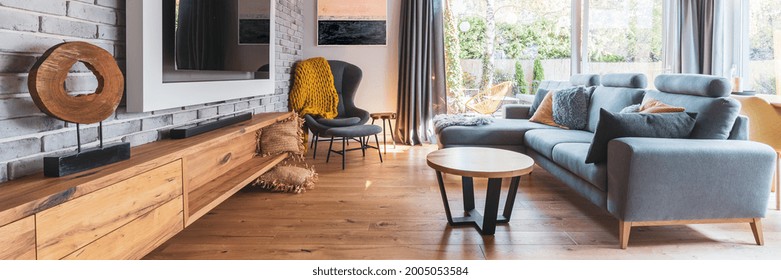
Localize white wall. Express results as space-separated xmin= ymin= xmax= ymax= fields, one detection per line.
xmin=302 ymin=0 xmax=400 ymax=114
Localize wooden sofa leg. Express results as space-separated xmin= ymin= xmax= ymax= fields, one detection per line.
xmin=619 ymin=221 xmax=632 ymax=249
xmin=750 ymin=218 xmax=765 ymax=246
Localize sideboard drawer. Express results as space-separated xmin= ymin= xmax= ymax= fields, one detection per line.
xmin=184 ymin=132 xmax=257 ymax=193
xmin=62 ymin=196 xmax=184 ymax=260
xmin=0 ymin=216 xmax=36 ymax=260
xmin=36 ymin=160 xmax=183 ymax=260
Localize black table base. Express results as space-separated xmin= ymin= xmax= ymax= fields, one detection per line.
xmin=435 ymin=172 xmax=521 ymax=235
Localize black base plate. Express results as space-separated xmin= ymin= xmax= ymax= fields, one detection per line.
xmin=44 ymin=143 xmax=131 ymax=177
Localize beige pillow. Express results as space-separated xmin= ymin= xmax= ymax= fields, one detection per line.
xmin=259 ymin=114 xmax=305 ymax=157
xmin=252 ymin=165 xmax=317 ymax=193
xmin=529 ymin=90 xmax=568 ymax=129
xmin=639 ymin=98 xmax=686 ymax=114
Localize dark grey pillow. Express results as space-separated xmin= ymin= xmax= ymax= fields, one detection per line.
xmin=529 ymin=88 xmax=550 ymax=117
xmin=585 ymin=109 xmax=697 ymax=164
xmin=552 ymin=86 xmax=591 ymax=130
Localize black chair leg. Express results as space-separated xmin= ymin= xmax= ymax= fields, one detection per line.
xmin=375 ymin=134 xmax=383 ymax=163
xmin=312 ymin=134 xmax=319 ymax=159
xmin=341 ymin=137 xmax=346 ymax=170
xmin=326 ymin=137 xmax=334 ymax=163
xmin=361 ymin=137 xmax=366 ymax=157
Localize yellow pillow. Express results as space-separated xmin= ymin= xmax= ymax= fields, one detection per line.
xmin=529 ymin=90 xmax=568 ymax=129
xmin=639 ymin=98 xmax=686 ymax=114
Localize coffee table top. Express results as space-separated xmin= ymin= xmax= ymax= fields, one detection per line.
xmin=426 ymin=147 xmax=534 ymax=178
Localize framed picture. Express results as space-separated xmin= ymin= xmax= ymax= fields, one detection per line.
xmin=317 ymin=0 xmax=387 ymax=46
xmin=239 ymin=0 xmax=271 ymax=45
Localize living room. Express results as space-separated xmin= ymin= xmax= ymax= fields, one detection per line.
xmin=0 ymin=0 xmax=779 ymax=277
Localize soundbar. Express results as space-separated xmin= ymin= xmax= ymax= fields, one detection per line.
xmin=170 ymin=112 xmax=253 ymax=139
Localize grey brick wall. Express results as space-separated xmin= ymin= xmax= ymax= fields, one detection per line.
xmin=0 ymin=0 xmax=303 ymax=182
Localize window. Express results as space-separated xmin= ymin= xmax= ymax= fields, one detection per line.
xmin=445 ymin=0 xmax=571 ymax=114
xmin=747 ymin=0 xmax=781 ymax=94
xmin=585 ymin=0 xmax=664 ymax=85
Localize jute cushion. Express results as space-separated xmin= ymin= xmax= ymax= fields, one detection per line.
xmin=259 ymin=114 xmax=305 ymax=157
xmin=252 ymin=165 xmax=318 ymax=193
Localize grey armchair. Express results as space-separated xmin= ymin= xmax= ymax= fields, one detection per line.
xmin=304 ymin=60 xmax=370 ymax=158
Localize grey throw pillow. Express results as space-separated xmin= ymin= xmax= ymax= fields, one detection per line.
xmin=552 ymin=86 xmax=591 ymax=130
xmin=619 ymin=104 xmax=641 ymax=114
xmin=585 ymin=109 xmax=697 ymax=164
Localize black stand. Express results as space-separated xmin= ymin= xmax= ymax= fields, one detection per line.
xmin=435 ymin=172 xmax=521 ymax=235
xmin=44 ymin=122 xmax=131 ymax=177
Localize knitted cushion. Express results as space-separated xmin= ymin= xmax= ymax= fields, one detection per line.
xmin=252 ymin=165 xmax=318 ymax=193
xmin=289 ymin=57 xmax=340 ymax=119
xmin=552 ymin=86 xmax=591 ymax=130
xmin=259 ymin=115 xmax=305 ymax=157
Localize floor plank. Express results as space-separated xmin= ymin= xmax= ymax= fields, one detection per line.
xmin=145 ymin=144 xmax=781 ymax=260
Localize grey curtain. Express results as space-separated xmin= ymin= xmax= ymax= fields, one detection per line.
xmin=395 ymin=0 xmax=447 ymax=145
xmin=672 ymin=0 xmax=724 ymax=75
xmin=175 ymin=0 xmax=227 ymax=71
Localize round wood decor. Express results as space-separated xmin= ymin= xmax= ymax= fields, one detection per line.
xmin=28 ymin=42 xmax=124 ymax=124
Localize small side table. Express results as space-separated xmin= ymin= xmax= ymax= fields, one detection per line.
xmin=370 ymin=112 xmax=397 ymax=154
xmin=426 ymin=147 xmax=534 ymax=235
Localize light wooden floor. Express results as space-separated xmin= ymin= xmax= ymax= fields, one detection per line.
xmin=145 ymin=144 xmax=781 ymax=260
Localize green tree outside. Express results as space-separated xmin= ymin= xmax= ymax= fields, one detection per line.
xmin=514 ymin=60 xmax=528 ymax=95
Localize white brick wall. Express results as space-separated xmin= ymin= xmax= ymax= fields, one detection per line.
xmin=0 ymin=0 xmax=303 ymax=182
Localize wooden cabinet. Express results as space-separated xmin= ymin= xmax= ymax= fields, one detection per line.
xmin=62 ymin=197 xmax=184 ymax=260
xmin=0 ymin=216 xmax=36 ymax=260
xmin=0 ymin=112 xmax=292 ymax=260
xmin=36 ymin=160 xmax=183 ymax=260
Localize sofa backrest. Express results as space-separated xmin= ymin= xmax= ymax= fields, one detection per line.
xmin=645 ymin=74 xmax=742 ymax=140
xmin=585 ymin=73 xmax=647 ymax=132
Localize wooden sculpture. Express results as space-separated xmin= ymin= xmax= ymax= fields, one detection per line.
xmin=28 ymin=42 xmax=124 ymax=124
xmin=27 ymin=42 xmax=129 ymax=177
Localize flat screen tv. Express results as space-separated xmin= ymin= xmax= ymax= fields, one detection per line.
xmin=162 ymin=0 xmax=271 ymax=83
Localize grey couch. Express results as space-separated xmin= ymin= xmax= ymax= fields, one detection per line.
xmin=436 ymin=73 xmax=777 ymax=248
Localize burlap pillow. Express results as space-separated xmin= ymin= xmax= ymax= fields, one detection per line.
xmin=259 ymin=114 xmax=305 ymax=157
xmin=252 ymin=165 xmax=317 ymax=193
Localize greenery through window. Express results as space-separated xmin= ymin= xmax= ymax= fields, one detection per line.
xmin=748 ymin=0 xmax=781 ymax=94
xmin=445 ymin=0 xmax=571 ymax=114
xmin=586 ymin=0 xmax=663 ymax=82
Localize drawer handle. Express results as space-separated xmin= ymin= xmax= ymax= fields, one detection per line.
xmin=221 ymin=153 xmax=233 ymax=164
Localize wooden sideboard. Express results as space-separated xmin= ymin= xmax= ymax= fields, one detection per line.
xmin=0 ymin=112 xmax=292 ymax=260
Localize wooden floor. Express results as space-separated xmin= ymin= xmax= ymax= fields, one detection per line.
xmin=145 ymin=144 xmax=781 ymax=260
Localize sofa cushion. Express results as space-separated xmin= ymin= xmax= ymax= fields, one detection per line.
xmin=644 ymin=90 xmax=740 ymax=139
xmin=530 ymin=90 xmax=567 ymax=128
xmin=524 ymin=129 xmax=594 ymax=159
xmin=638 ymin=98 xmax=685 ymax=113
xmin=585 ymin=109 xmax=697 ymax=164
xmin=586 ymin=86 xmax=646 ymax=132
xmin=552 ymin=143 xmax=607 ymax=191
xmin=437 ymin=118 xmax=558 ymax=147
xmin=654 ymin=74 xmax=731 ymax=97
xmin=529 ymin=87 xmax=551 ymax=117
xmin=315 ymin=117 xmax=362 ymax=127
xmin=553 ymin=86 xmax=592 ymax=130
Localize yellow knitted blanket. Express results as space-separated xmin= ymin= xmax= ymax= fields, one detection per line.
xmin=289 ymin=57 xmax=339 ymax=119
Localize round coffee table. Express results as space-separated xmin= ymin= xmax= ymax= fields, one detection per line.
xmin=426 ymin=147 xmax=534 ymax=235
